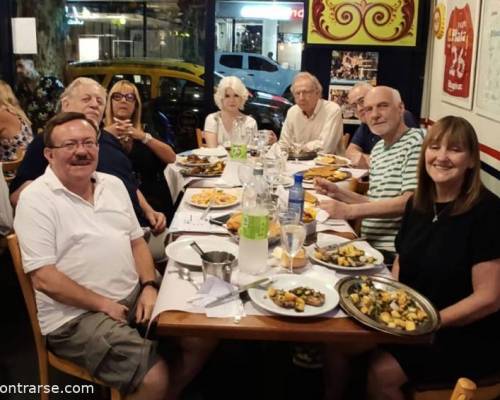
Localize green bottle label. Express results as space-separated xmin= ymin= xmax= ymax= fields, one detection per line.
xmin=240 ymin=212 xmax=269 ymax=240
xmin=230 ymin=144 xmax=248 ymax=160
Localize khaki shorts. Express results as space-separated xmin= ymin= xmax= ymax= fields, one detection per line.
xmin=46 ymin=285 xmax=162 ymax=394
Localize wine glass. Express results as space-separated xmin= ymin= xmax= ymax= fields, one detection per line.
xmin=263 ymin=156 xmax=279 ymax=191
xmin=280 ymin=222 xmax=306 ymax=274
xmin=278 ymin=145 xmax=289 ymax=182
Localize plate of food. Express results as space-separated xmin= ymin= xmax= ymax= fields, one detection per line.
xmin=308 ymin=240 xmax=384 ymax=272
xmin=303 ymin=166 xmax=352 ymax=183
xmin=223 ymin=211 xmax=281 ymax=244
xmin=287 ymin=150 xmax=317 ymax=161
xmin=187 ymin=189 xmax=240 ymax=209
xmin=248 ymin=274 xmax=339 ymax=317
xmin=176 ymin=154 xmax=214 ymax=167
xmin=314 ymin=154 xmax=351 ymax=167
xmin=180 ymin=161 xmax=225 ymax=177
xmin=165 ymin=236 xmax=239 ymax=267
xmin=336 ymin=275 xmax=440 ymax=336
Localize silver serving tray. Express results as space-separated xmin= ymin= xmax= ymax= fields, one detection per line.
xmin=303 ymin=170 xmax=352 ymax=183
xmin=336 ymin=275 xmax=440 ymax=336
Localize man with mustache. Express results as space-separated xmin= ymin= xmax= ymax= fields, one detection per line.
xmin=10 ymin=77 xmax=166 ymax=240
xmin=13 ymin=112 xmax=214 ymax=399
xmin=316 ymin=86 xmax=425 ymax=264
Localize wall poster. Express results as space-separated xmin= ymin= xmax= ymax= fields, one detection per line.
xmin=307 ymin=0 xmax=419 ymax=46
xmin=329 ymin=50 xmax=379 ymax=124
xmin=442 ymin=0 xmax=480 ymax=110
xmin=474 ymin=1 xmax=500 ymax=121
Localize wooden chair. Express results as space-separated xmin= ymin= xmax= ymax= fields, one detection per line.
xmin=195 ymin=128 xmax=206 ymax=148
xmin=412 ymin=375 xmax=500 ymax=400
xmin=6 ymin=233 xmax=124 ymax=400
xmin=2 ymin=148 xmax=25 ymax=183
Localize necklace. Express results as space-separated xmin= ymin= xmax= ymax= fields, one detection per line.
xmin=432 ymin=202 xmax=451 ymax=223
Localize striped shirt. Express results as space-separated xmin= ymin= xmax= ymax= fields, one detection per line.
xmin=361 ymin=128 xmax=425 ymax=253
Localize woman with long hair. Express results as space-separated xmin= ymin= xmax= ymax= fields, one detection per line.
xmin=0 ymin=80 xmax=33 ymax=161
xmin=104 ymin=79 xmax=176 ymax=222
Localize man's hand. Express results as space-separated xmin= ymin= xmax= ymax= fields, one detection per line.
xmin=135 ymin=286 xmax=158 ymax=324
xmin=145 ymin=210 xmax=166 ymax=234
xmin=314 ymin=178 xmax=339 ymax=198
xmin=319 ymin=198 xmax=353 ymax=220
xmin=101 ymin=300 xmax=129 ymax=322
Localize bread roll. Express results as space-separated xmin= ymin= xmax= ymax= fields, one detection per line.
xmin=280 ymin=247 xmax=307 ymax=269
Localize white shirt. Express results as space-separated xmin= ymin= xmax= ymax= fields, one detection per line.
xmin=279 ymin=99 xmax=344 ymax=154
xmin=204 ymin=112 xmax=258 ymax=146
xmin=14 ymin=167 xmax=144 ymax=335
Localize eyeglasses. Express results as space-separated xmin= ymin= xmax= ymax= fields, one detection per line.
xmin=348 ymin=96 xmax=365 ymax=109
xmin=292 ymin=89 xmax=316 ymax=98
xmin=111 ymin=92 xmax=136 ymax=103
xmin=49 ymin=139 xmax=98 ymax=152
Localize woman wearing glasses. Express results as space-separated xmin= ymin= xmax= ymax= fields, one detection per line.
xmin=0 ymin=80 xmax=33 ymax=161
xmin=104 ymin=80 xmax=176 ymax=222
xmin=204 ymin=76 xmax=258 ymax=148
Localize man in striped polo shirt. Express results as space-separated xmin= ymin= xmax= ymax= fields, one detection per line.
xmin=316 ymin=86 xmax=425 ymax=264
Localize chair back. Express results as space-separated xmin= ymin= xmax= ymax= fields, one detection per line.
xmin=196 ymin=128 xmax=206 ymax=148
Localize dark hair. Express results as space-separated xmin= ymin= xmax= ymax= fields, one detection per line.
xmin=413 ymin=116 xmax=482 ymax=215
xmin=43 ymin=112 xmax=98 ymax=147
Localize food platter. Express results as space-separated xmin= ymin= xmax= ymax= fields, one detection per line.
xmin=187 ymin=189 xmax=240 ymax=209
xmin=176 ymin=154 xmax=214 ymax=167
xmin=308 ymin=241 xmax=384 ymax=272
xmin=336 ymin=276 xmax=440 ymax=336
xmin=219 ymin=211 xmax=281 ymax=245
xmin=180 ymin=161 xmax=225 ymax=177
xmin=303 ymin=167 xmax=352 ymax=183
xmin=248 ymin=274 xmax=339 ymax=317
xmin=287 ymin=151 xmax=317 ymax=161
xmin=314 ymin=154 xmax=351 ymax=167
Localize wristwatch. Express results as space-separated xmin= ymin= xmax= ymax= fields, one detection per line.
xmin=141 ymin=280 xmax=159 ymax=291
xmin=142 ymin=132 xmax=152 ymax=144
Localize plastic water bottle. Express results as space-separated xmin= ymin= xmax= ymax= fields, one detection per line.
xmin=230 ymin=118 xmax=249 ymax=161
xmin=288 ymin=173 xmax=305 ymax=220
xmin=238 ymin=166 xmax=269 ymax=275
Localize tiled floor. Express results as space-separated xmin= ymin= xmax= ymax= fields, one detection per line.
xmin=0 ymin=251 xmax=326 ymax=400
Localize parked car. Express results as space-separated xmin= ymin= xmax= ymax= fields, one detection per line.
xmin=66 ymin=58 xmax=292 ymax=152
xmin=215 ymin=51 xmax=298 ymax=97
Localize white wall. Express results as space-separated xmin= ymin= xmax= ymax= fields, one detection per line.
xmin=423 ymin=3 xmax=500 ymax=196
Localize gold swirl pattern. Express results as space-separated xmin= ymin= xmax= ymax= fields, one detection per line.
xmin=310 ymin=0 xmax=417 ymax=45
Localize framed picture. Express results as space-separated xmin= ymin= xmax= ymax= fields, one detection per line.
xmin=441 ymin=0 xmax=481 ymax=110
xmin=473 ymin=1 xmax=500 ymax=121
xmin=329 ymin=84 xmax=360 ymax=125
xmin=330 ymin=50 xmax=378 ymax=85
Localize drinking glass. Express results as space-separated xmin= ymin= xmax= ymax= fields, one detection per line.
xmin=237 ymin=162 xmax=253 ymax=188
xmin=280 ymin=222 xmax=306 ymax=274
xmin=263 ymin=156 xmax=280 ymax=191
xmin=278 ymin=145 xmax=289 ymax=181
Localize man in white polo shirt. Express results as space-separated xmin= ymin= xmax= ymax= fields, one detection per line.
xmin=315 ymin=86 xmax=425 ymax=263
xmin=14 ymin=112 xmax=214 ymax=399
xmin=278 ymin=72 xmax=344 ymax=154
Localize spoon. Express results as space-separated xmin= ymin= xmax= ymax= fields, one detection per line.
xmin=190 ymin=241 xmax=206 ymax=257
xmin=178 ymin=266 xmax=200 ymax=290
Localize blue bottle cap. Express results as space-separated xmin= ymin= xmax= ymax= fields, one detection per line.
xmin=294 ymin=173 xmax=303 ymax=184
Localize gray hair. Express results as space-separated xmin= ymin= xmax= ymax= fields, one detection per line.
xmin=351 ymin=81 xmax=372 ymax=92
xmin=60 ymin=77 xmax=106 ymax=103
xmin=214 ymin=76 xmax=249 ymax=110
xmin=291 ymin=72 xmax=322 ymax=94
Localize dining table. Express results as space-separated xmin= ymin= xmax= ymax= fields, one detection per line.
xmin=154 ymin=151 xmax=434 ymax=347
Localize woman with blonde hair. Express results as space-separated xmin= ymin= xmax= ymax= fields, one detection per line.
xmin=104 ymin=79 xmax=176 ymax=222
xmin=204 ymin=76 xmax=258 ymax=148
xmin=0 ymin=80 xmax=33 ymax=161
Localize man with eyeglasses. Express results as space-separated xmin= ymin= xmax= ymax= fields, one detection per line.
xmin=14 ymin=112 xmax=215 ymax=399
xmin=10 ymin=77 xmax=167 ymax=240
xmin=278 ymin=72 xmax=344 ymax=154
xmin=346 ymin=82 xmax=419 ymax=168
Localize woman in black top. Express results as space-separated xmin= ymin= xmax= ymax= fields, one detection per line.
xmin=104 ymin=80 xmax=177 ymax=225
xmin=366 ymin=116 xmax=500 ymax=398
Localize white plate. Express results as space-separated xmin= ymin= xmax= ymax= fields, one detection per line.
xmin=314 ymin=154 xmax=351 ymax=167
xmin=186 ymin=189 xmax=240 ymax=209
xmin=192 ymin=146 xmax=228 ymax=157
xmin=176 ymin=155 xmax=216 ymax=167
xmin=307 ymin=240 xmax=384 ymax=272
xmin=248 ymin=274 xmax=339 ymax=317
xmin=165 ymin=237 xmax=239 ymax=267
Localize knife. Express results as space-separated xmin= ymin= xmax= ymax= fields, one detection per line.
xmin=205 ymin=278 xmax=271 ymax=308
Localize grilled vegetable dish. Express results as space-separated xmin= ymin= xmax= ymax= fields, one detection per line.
xmin=180 ymin=161 xmax=225 ymax=176
xmin=267 ymin=286 xmax=325 ymax=312
xmin=303 ymin=166 xmax=350 ymax=182
xmin=349 ymin=277 xmax=428 ymax=331
xmin=315 ymin=244 xmax=377 ymax=267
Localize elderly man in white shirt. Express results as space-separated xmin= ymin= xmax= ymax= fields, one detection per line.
xmin=14 ymin=112 xmax=214 ymax=399
xmin=279 ymin=72 xmax=344 ymax=154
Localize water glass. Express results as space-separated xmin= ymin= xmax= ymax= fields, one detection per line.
xmin=237 ymin=162 xmax=254 ymax=188
xmin=263 ymin=156 xmax=280 ymax=191
xmin=280 ymin=222 xmax=306 ymax=273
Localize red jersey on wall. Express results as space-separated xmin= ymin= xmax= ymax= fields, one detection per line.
xmin=443 ymin=4 xmax=474 ymax=98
